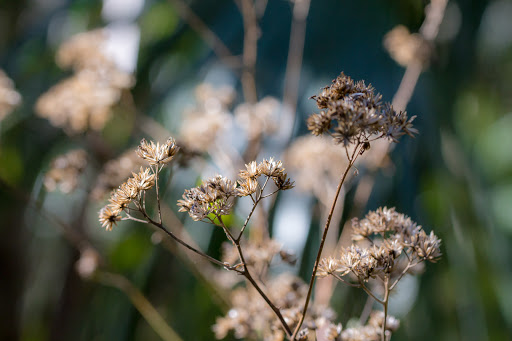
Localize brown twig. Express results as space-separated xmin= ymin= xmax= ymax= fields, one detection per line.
xmin=291 ymin=143 xmax=363 ymax=339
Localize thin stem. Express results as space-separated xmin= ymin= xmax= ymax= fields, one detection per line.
xmin=389 ymin=260 xmax=421 ymax=292
xmin=94 ymin=271 xmax=183 ymax=341
xmin=382 ymin=276 xmax=390 ymax=341
xmin=330 ymin=273 xmax=361 ymax=288
xmin=123 ymin=215 xmax=149 ymax=224
xmin=358 ymin=279 xmax=384 ymax=305
xmin=239 ymin=0 xmax=259 ymax=104
xmin=168 ymin=0 xmax=241 ymax=69
xmin=291 ymin=144 xmax=361 ymax=339
xmin=234 ymin=241 xmax=292 ymax=337
xmin=141 ymin=210 xmax=235 ymax=271
xmin=237 ymin=196 xmax=261 ymax=242
xmin=154 ymin=166 xmax=163 ymax=224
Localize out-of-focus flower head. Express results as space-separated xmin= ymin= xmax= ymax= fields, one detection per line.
xmin=44 ymin=149 xmax=88 ymax=193
xmin=180 ymin=83 xmax=235 ymax=152
xmin=234 ymin=96 xmax=280 ymax=140
xmin=36 ymin=28 xmax=134 ymax=134
xmin=0 ymin=70 xmax=21 ymax=122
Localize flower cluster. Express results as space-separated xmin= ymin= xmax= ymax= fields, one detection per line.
xmin=237 ymin=158 xmax=294 ymax=197
xmin=98 ymin=137 xmax=177 ymax=230
xmin=44 ymin=149 xmax=88 ymax=193
xmin=177 ymin=175 xmax=237 ymax=221
xmin=0 ymin=69 xmax=21 ymax=122
xmin=318 ymin=207 xmax=441 ymax=283
xmin=307 ymin=73 xmax=417 ymax=146
xmin=136 ymin=137 xmax=180 ymax=165
xmin=36 ymin=29 xmax=133 ymax=134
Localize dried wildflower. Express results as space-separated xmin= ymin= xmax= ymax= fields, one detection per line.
xmin=273 ymin=172 xmax=295 ymax=191
xmin=259 ymin=157 xmax=285 ymax=178
xmin=234 ymin=96 xmax=280 ymax=139
xmin=99 ymin=205 xmax=122 ymax=231
xmin=384 ymin=25 xmax=430 ymax=68
xmin=177 ymin=175 xmax=236 ymax=221
xmin=239 ymin=161 xmax=261 ymax=179
xmin=180 ymin=83 xmax=234 ymax=152
xmin=0 ymin=69 xmax=21 ymax=121
xmin=44 ymin=149 xmax=87 ymax=193
xmin=317 ymin=257 xmax=343 ymax=278
xmin=320 ymin=207 xmax=441 ymax=288
xmin=367 ymin=311 xmax=400 ymax=332
xmin=136 ymin=137 xmax=180 ymax=165
xmin=236 ymin=177 xmax=259 ymax=197
xmin=130 ymin=167 xmax=156 ymax=192
xmin=308 ymin=73 xmax=417 ymax=146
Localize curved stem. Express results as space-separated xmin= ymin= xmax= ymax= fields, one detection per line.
xmin=291 ymin=144 xmax=361 ymax=339
xmin=94 ymin=271 xmax=183 ymax=341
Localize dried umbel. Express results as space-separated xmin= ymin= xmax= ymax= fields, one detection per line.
xmin=340 ymin=311 xmax=399 ymax=341
xmin=177 ymin=175 xmax=237 ymax=221
xmin=44 ymin=149 xmax=88 ymax=193
xmin=307 ymin=73 xmax=417 ymax=146
xmin=98 ymin=137 xmax=177 ymax=230
xmin=0 ymin=69 xmax=21 ymax=121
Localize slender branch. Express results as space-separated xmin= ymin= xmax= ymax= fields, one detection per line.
xmin=291 ymin=144 xmax=361 ymax=339
xmin=282 ymin=0 xmax=311 ymax=139
xmin=154 ymin=166 xmax=163 ymax=224
xmin=235 ymin=241 xmax=292 ymax=337
xmin=237 ymin=196 xmax=261 ymax=242
xmin=94 ymin=271 xmax=183 ymax=341
xmin=141 ymin=210 xmax=235 ymax=271
xmin=168 ymin=0 xmax=242 ymax=69
xmin=239 ymin=0 xmax=259 ymax=104
xmin=358 ymin=279 xmax=385 ymax=305
xmin=330 ymin=273 xmax=361 ymax=288
xmin=381 ymin=276 xmax=390 ymax=341
xmin=388 ymin=260 xmax=421 ymax=292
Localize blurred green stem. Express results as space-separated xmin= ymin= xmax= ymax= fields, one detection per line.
xmin=94 ymin=271 xmax=183 ymax=341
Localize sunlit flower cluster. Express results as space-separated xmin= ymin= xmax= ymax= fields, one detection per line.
xmin=318 ymin=207 xmax=441 ymax=283
xmin=237 ymin=158 xmax=294 ymax=197
xmin=307 ymin=73 xmax=417 ymax=146
xmin=99 ymin=137 xmax=177 ymax=230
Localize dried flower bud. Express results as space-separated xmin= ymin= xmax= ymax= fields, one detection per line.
xmin=136 ymin=137 xmax=179 ymax=165
xmin=99 ymin=205 xmax=122 ymax=231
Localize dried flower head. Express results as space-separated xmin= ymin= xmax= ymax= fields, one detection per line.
xmin=234 ymin=96 xmax=280 ymax=139
xmin=177 ymin=175 xmax=236 ymax=221
xmin=307 ymin=73 xmax=417 ymax=146
xmin=136 ymin=137 xmax=180 ymax=165
xmin=319 ymin=207 xmax=441 ymax=283
xmin=44 ymin=149 xmax=87 ymax=193
xmin=235 ymin=158 xmax=294 ymax=197
xmin=99 ymin=205 xmax=122 ymax=231
xmin=0 ymin=70 xmax=21 ymax=122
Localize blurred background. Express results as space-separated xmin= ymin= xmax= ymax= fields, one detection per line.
xmin=1 ymin=0 xmax=511 ymax=340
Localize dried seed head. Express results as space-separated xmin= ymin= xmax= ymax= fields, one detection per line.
xmin=99 ymin=205 xmax=122 ymax=231
xmin=308 ymin=72 xmax=417 ymax=146
xmin=136 ymin=137 xmax=180 ymax=165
